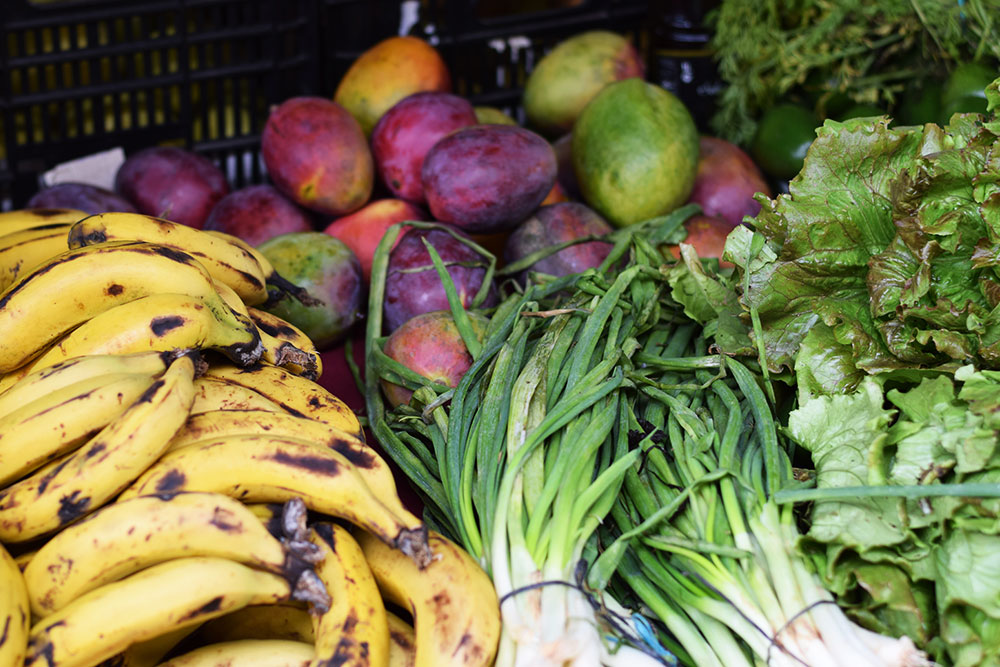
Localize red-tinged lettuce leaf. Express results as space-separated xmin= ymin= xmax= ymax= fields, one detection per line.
xmin=741 ymin=105 xmax=1000 ymax=389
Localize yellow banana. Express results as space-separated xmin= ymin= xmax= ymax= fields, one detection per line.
xmin=309 ymin=522 xmax=389 ymax=667
xmin=386 ymin=612 xmax=416 ymax=667
xmin=0 ymin=222 xmax=71 ymax=291
xmin=0 ymin=208 xmax=86 ymax=235
xmin=0 ymin=371 xmax=161 ymax=487
xmin=23 ymin=292 xmax=263 ymax=375
xmin=168 ymin=408 xmax=364 ymax=453
xmin=191 ymin=603 xmax=316 ymax=644
xmin=25 ymin=557 xmax=296 ymax=667
xmin=0 ymin=350 xmax=172 ymax=422
xmin=157 ymin=639 xmax=316 ymax=667
xmin=23 ymin=492 xmax=318 ymax=616
xmin=68 ymin=212 xmax=274 ymax=306
xmin=213 ymin=281 xmax=320 ymax=380
xmin=202 ymin=363 xmax=362 ymax=441
xmin=190 ymin=376 xmax=287 ymax=414
xmin=247 ymin=306 xmax=323 ymax=379
xmin=356 ymin=530 xmax=501 ymax=667
xmin=0 ymin=353 xmax=197 ymax=542
xmin=164 ymin=409 xmax=420 ymax=527
xmin=0 ymin=241 xmax=245 ymax=373
xmin=119 ymin=434 xmax=431 ymax=567
xmin=0 ymin=542 xmax=30 ymax=667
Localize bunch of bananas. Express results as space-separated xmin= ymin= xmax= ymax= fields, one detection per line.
xmin=0 ymin=209 xmax=501 ymax=667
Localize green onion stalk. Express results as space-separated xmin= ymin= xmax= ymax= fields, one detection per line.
xmin=585 ymin=327 xmax=934 ymax=667
xmin=363 ymin=217 xmax=697 ymax=666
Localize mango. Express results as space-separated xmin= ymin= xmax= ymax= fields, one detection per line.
xmin=334 ymin=36 xmax=451 ymax=137
xmin=572 ymin=79 xmax=699 ymax=227
xmin=421 ymin=125 xmax=556 ymax=234
xmin=523 ymin=30 xmax=644 ymax=136
xmin=261 ymin=96 xmax=374 ymax=217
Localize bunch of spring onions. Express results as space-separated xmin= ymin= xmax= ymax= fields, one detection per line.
xmin=362 ymin=215 xmax=931 ymax=666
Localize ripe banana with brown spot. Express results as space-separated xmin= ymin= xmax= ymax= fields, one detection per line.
xmin=213 ymin=280 xmax=319 ymax=380
xmin=168 ymin=411 xmax=422 ymax=529
xmin=308 ymin=522 xmax=389 ymax=667
xmin=23 ymin=492 xmax=319 ymax=617
xmin=248 ymin=306 xmax=323 ymax=379
xmin=168 ymin=409 xmax=364 ymax=453
xmin=356 ymin=530 xmax=501 ymax=667
xmin=0 ymin=350 xmax=172 ymax=422
xmin=0 ymin=222 xmax=72 ymax=291
xmin=0 ymin=241 xmax=255 ymax=373
xmin=0 ymin=207 xmax=86 ymax=235
xmin=190 ymin=376 xmax=287 ymax=414
xmin=0 ymin=353 xmax=197 ymax=543
xmin=25 ymin=557 xmax=296 ymax=667
xmin=191 ymin=603 xmax=316 ymax=644
xmin=386 ymin=612 xmax=417 ymax=667
xmin=118 ymin=434 xmax=431 ymax=568
xmin=157 ymin=638 xmax=316 ymax=667
xmin=0 ymin=542 xmax=29 ymax=667
xmin=202 ymin=363 xmax=362 ymax=441
xmin=68 ymin=212 xmax=274 ymax=306
xmin=0 ymin=371 xmax=162 ymax=487
xmin=22 ymin=291 xmax=263 ymax=375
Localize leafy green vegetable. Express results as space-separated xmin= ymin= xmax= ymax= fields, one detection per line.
xmin=729 ymin=83 xmax=1000 ymax=396
xmin=788 ymin=367 xmax=1000 ymax=665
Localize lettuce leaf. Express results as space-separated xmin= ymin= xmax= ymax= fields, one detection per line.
xmin=740 ymin=85 xmax=1000 ymax=394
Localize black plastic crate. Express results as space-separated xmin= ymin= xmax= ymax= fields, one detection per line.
xmin=1 ymin=0 xmax=649 ymax=209
xmin=0 ymin=0 xmax=323 ymax=208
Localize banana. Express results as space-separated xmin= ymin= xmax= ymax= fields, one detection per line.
xmin=190 ymin=376 xmax=287 ymax=414
xmin=157 ymin=639 xmax=315 ymax=667
xmin=191 ymin=603 xmax=316 ymax=644
xmin=118 ymin=434 xmax=431 ymax=567
xmin=25 ymin=557 xmax=296 ymax=667
xmin=213 ymin=281 xmax=319 ymax=380
xmin=0 ymin=351 xmax=172 ymax=422
xmin=165 ymin=409 xmax=420 ymax=527
xmin=167 ymin=408 xmax=362 ymax=453
xmin=202 ymin=363 xmax=362 ymax=441
xmin=0 ymin=222 xmax=71 ymax=291
xmin=356 ymin=530 xmax=501 ymax=667
xmin=247 ymin=306 xmax=322 ymax=379
xmin=23 ymin=492 xmax=320 ymax=616
xmin=0 ymin=371 xmax=162 ymax=487
xmin=0 ymin=353 xmax=197 ymax=543
xmin=68 ymin=212 xmax=274 ymax=306
xmin=0 ymin=542 xmax=30 ymax=667
xmin=0 ymin=208 xmax=86 ymax=235
xmin=309 ymin=522 xmax=389 ymax=667
xmin=0 ymin=241 xmax=259 ymax=373
xmin=22 ymin=292 xmax=263 ymax=375
xmin=386 ymin=612 xmax=416 ymax=667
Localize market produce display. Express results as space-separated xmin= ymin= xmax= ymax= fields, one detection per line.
xmin=0 ymin=212 xmax=500 ymax=667
xmin=3 ymin=3 xmax=1000 ymax=664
